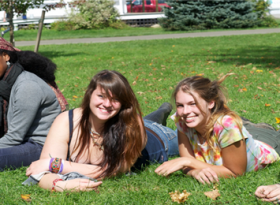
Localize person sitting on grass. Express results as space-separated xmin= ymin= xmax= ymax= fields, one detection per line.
xmin=0 ymin=37 xmax=67 ymax=170
xmin=25 ymin=70 xmax=179 ymax=192
xmin=155 ymin=74 xmax=280 ymax=184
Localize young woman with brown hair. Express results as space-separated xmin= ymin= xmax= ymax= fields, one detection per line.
xmin=25 ymin=70 xmax=179 ymax=192
xmin=155 ymin=74 xmax=280 ymax=184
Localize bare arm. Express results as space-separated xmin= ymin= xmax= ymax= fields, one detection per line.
xmin=156 ymin=130 xmax=247 ymax=180
xmin=38 ymin=173 xmax=102 ymax=192
xmin=26 ymin=109 xmax=103 ymax=178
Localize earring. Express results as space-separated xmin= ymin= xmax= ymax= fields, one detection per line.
xmin=6 ymin=61 xmax=10 ymax=68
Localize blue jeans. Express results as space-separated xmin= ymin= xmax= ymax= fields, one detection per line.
xmin=133 ymin=120 xmax=179 ymax=170
xmin=0 ymin=139 xmax=43 ymax=171
xmin=144 ymin=119 xmax=179 ymax=157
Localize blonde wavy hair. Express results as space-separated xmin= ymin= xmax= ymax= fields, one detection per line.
xmin=172 ymin=73 xmax=244 ymax=149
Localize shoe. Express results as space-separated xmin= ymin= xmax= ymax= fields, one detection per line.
xmin=159 ymin=102 xmax=172 ymax=126
xmin=241 ymin=117 xmax=276 ymax=131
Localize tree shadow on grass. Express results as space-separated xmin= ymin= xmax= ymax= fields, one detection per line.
xmin=209 ymin=45 xmax=280 ymax=70
xmin=38 ymin=51 xmax=82 ymax=59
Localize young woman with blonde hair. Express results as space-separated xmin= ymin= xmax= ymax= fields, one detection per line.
xmin=155 ymin=74 xmax=280 ymax=184
xmin=25 ymin=70 xmax=178 ymax=192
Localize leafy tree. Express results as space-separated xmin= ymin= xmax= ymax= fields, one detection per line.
xmin=159 ymin=0 xmax=260 ymax=31
xmin=0 ymin=0 xmax=65 ymax=45
xmin=68 ymin=0 xmax=120 ymax=29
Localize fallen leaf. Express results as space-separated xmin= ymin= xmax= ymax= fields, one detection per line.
xmin=137 ymin=92 xmax=144 ymax=95
xmin=257 ymin=86 xmax=262 ymax=90
xmin=242 ymin=88 xmax=247 ymax=91
xmin=172 ymin=45 xmax=175 ymax=47
xmin=242 ymin=110 xmax=247 ymax=113
xmin=21 ymin=194 xmax=31 ymax=202
xmin=250 ymin=71 xmax=254 ymax=74
xmin=265 ymin=103 xmax=271 ymax=107
xmin=256 ymin=70 xmax=263 ymax=73
xmin=252 ymin=67 xmax=257 ymax=70
xmin=169 ymin=190 xmax=191 ymax=204
xmin=155 ymin=96 xmax=163 ymax=100
xmin=204 ymin=190 xmax=220 ymax=200
xmin=132 ymin=81 xmax=137 ymax=85
xmin=207 ymin=61 xmax=216 ymax=64
xmin=197 ymin=73 xmax=204 ymax=76
xmin=276 ymin=117 xmax=280 ymax=124
xmin=234 ymin=85 xmax=239 ymax=87
xmin=73 ymin=95 xmax=78 ymax=98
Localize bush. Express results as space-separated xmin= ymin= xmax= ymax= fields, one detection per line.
xmin=260 ymin=16 xmax=279 ymax=27
xmin=50 ymin=20 xmax=75 ymax=31
xmin=250 ymin=0 xmax=278 ymax=27
xmin=159 ymin=0 xmax=260 ymax=31
xmin=68 ymin=0 xmax=120 ymax=29
xmin=250 ymin=0 xmax=270 ymax=18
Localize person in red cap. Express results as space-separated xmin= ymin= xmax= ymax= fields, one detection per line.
xmin=0 ymin=37 xmax=67 ymax=170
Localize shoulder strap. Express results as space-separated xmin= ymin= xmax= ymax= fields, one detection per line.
xmin=67 ymin=109 xmax=74 ymax=161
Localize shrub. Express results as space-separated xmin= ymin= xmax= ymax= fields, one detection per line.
xmin=68 ymin=0 xmax=120 ymax=29
xmin=260 ymin=16 xmax=279 ymax=27
xmin=250 ymin=0 xmax=278 ymax=27
xmin=159 ymin=0 xmax=260 ymax=31
xmin=50 ymin=20 xmax=75 ymax=31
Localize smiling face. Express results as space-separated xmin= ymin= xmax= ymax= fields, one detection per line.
xmin=89 ymin=85 xmax=122 ymax=124
xmin=175 ymin=89 xmax=215 ymax=133
xmin=0 ymin=52 xmax=10 ymax=78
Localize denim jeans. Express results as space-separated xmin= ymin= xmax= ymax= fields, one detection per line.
xmin=0 ymin=139 xmax=43 ymax=171
xmin=144 ymin=119 xmax=179 ymax=157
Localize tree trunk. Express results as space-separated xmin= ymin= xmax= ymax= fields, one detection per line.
xmin=8 ymin=0 xmax=14 ymax=46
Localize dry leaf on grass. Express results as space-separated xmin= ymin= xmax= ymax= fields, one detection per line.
xmin=204 ymin=190 xmax=220 ymax=200
xmin=169 ymin=190 xmax=191 ymax=204
xmin=21 ymin=194 xmax=31 ymax=202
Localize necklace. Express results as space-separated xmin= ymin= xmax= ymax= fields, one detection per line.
xmin=90 ymin=128 xmax=104 ymax=151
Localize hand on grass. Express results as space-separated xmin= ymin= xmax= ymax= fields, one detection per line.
xmin=255 ymin=184 xmax=280 ymax=203
xmin=26 ymin=159 xmax=49 ymax=176
xmin=55 ymin=178 xmax=102 ymax=192
xmin=188 ymin=168 xmax=219 ymax=185
xmin=155 ymin=157 xmax=189 ymax=176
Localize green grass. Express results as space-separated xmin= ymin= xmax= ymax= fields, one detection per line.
xmin=0 ymin=33 xmax=280 ymax=204
xmin=0 ymin=22 xmax=279 ymax=42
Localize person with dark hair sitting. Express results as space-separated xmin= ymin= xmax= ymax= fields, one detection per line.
xmin=0 ymin=37 xmax=68 ymax=170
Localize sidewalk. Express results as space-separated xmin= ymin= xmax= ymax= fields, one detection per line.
xmin=15 ymin=28 xmax=280 ymax=47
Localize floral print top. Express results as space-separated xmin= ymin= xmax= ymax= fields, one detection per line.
xmin=171 ymin=113 xmax=279 ymax=172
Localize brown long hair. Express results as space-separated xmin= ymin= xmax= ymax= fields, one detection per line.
xmin=172 ymin=73 xmax=243 ymax=148
xmin=72 ymin=70 xmax=145 ymax=177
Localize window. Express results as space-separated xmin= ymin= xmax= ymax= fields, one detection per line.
xmin=158 ymin=0 xmax=165 ymax=3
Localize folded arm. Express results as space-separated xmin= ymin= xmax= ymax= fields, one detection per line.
xmin=155 ymin=130 xmax=247 ymax=183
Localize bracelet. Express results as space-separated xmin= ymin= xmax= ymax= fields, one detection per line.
xmin=58 ymin=159 xmax=64 ymax=174
xmin=51 ymin=178 xmax=63 ymax=192
xmin=49 ymin=158 xmax=54 ymax=172
xmin=49 ymin=158 xmax=62 ymax=173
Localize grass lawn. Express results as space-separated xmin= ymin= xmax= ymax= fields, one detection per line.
xmin=1 ymin=33 xmax=280 ymax=204
xmin=0 ymin=20 xmax=279 ymax=41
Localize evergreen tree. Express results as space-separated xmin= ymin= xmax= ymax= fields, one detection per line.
xmin=159 ymin=0 xmax=260 ymax=31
